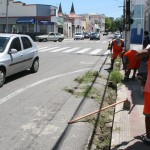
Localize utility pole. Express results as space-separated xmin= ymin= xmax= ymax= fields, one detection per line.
xmin=6 ymin=0 xmax=9 ymax=33
xmin=125 ymin=0 xmax=131 ymax=51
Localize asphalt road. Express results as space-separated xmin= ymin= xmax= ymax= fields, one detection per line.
xmin=0 ymin=34 xmax=112 ymax=150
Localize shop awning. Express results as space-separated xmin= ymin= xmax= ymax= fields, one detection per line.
xmin=16 ymin=17 xmax=35 ymax=24
xmin=57 ymin=22 xmax=63 ymax=26
xmin=38 ymin=21 xmax=54 ymax=25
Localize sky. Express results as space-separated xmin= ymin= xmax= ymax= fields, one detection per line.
xmin=15 ymin=0 xmax=124 ymax=18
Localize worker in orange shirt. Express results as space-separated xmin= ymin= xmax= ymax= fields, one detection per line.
xmin=108 ymin=36 xmax=124 ymax=70
xmin=123 ymin=50 xmax=141 ymax=81
xmin=136 ymin=47 xmax=150 ymax=145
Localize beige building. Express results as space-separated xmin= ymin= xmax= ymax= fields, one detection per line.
xmin=0 ymin=0 xmax=57 ymax=33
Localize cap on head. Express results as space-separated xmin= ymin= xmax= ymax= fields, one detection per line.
xmin=116 ymin=36 xmax=121 ymax=42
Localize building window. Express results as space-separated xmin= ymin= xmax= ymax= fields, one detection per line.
xmin=29 ymin=24 xmax=34 ymax=33
xmin=22 ymin=25 xmax=27 ymax=33
xmin=40 ymin=25 xmax=47 ymax=33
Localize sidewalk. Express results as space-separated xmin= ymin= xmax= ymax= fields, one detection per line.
xmin=111 ymin=44 xmax=149 ymax=150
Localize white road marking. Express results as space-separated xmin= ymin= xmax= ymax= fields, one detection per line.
xmin=76 ymin=48 xmax=91 ymax=54
xmin=50 ymin=47 xmax=70 ymax=52
xmin=39 ymin=47 xmax=59 ymax=52
xmin=0 ymin=68 xmax=91 ymax=105
xmin=103 ymin=50 xmax=111 ymax=55
xmin=63 ymin=47 xmax=80 ymax=52
xmin=89 ymin=49 xmax=102 ymax=55
xmin=80 ymin=61 xmax=94 ymax=65
xmin=38 ymin=47 xmax=50 ymax=50
xmin=102 ymin=41 xmax=107 ymax=43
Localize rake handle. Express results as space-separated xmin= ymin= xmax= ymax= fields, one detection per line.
xmin=68 ymin=98 xmax=128 ymax=124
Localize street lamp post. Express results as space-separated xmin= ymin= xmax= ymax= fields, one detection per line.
xmin=6 ymin=0 xmax=9 ymax=33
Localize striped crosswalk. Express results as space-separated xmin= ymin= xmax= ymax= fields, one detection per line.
xmin=38 ymin=46 xmax=110 ymax=56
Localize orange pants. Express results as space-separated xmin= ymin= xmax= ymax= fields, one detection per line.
xmin=143 ymin=92 xmax=150 ymax=116
xmin=112 ymin=52 xmax=122 ymax=59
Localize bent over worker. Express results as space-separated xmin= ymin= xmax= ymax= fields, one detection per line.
xmin=136 ymin=47 xmax=150 ymax=145
xmin=123 ymin=50 xmax=141 ymax=81
xmin=108 ymin=37 xmax=124 ymax=70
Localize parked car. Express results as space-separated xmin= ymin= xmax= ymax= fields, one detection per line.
xmin=74 ymin=32 xmax=84 ymax=40
xmin=90 ymin=32 xmax=100 ymax=40
xmin=83 ymin=32 xmax=90 ymax=38
xmin=103 ymin=32 xmax=108 ymax=36
xmin=0 ymin=34 xmax=39 ymax=87
xmin=36 ymin=32 xmax=64 ymax=42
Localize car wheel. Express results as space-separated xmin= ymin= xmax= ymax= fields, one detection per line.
xmin=0 ymin=68 xmax=5 ymax=88
xmin=58 ymin=38 xmax=63 ymax=42
xmin=38 ymin=39 xmax=42 ymax=42
xmin=30 ymin=58 xmax=39 ymax=73
xmin=74 ymin=38 xmax=76 ymax=40
xmin=43 ymin=38 xmax=47 ymax=42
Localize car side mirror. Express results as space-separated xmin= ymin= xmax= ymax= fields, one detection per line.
xmin=9 ymin=48 xmax=17 ymax=54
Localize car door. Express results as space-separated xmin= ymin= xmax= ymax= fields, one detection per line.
xmin=7 ymin=37 xmax=24 ymax=75
xmin=21 ymin=36 xmax=35 ymax=69
xmin=48 ymin=33 xmax=55 ymax=41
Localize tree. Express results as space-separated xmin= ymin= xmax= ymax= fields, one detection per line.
xmin=105 ymin=17 xmax=113 ymax=32
xmin=105 ymin=16 xmax=124 ymax=32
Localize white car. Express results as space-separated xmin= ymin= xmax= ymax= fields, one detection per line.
xmin=74 ymin=32 xmax=84 ymax=40
xmin=0 ymin=34 xmax=39 ymax=87
xmin=36 ymin=32 xmax=64 ymax=42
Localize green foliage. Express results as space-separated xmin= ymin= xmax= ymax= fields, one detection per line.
xmin=109 ymin=70 xmax=123 ymax=84
xmin=105 ymin=16 xmax=124 ymax=32
xmin=74 ymin=71 xmax=99 ymax=84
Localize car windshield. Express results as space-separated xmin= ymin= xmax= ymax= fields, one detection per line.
xmin=0 ymin=37 xmax=10 ymax=53
xmin=75 ymin=33 xmax=82 ymax=35
xmin=91 ymin=32 xmax=97 ymax=35
xmin=55 ymin=33 xmax=61 ymax=35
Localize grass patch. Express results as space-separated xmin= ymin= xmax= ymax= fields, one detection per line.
xmin=74 ymin=71 xmax=100 ymax=84
xmin=64 ymin=70 xmax=117 ymax=149
xmin=109 ymin=70 xmax=123 ymax=84
xmin=91 ymin=87 xmax=117 ymax=150
xmin=75 ymin=86 xmax=102 ymax=102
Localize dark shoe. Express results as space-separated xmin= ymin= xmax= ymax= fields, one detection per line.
xmin=105 ymin=67 xmax=113 ymax=71
xmin=142 ymin=136 xmax=150 ymax=146
xmin=122 ymin=77 xmax=129 ymax=82
xmin=107 ymin=67 xmax=113 ymax=70
xmin=131 ymin=76 xmax=135 ymax=80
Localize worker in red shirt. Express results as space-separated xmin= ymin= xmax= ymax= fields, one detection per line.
xmin=108 ymin=37 xmax=124 ymax=70
xmin=123 ymin=50 xmax=141 ymax=81
xmin=136 ymin=48 xmax=150 ymax=145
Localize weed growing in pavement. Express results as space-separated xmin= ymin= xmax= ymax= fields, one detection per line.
xmin=91 ymin=87 xmax=116 ymax=150
xmin=64 ymin=70 xmax=117 ymax=149
xmin=74 ymin=71 xmax=100 ymax=84
xmin=109 ymin=70 xmax=123 ymax=84
xmin=75 ymin=85 xmax=102 ymax=102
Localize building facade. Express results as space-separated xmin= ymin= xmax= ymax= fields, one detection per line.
xmin=0 ymin=0 xmax=57 ymax=33
xmin=130 ymin=0 xmax=147 ymax=44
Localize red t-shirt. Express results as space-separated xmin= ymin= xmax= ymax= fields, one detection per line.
xmin=144 ymin=59 xmax=150 ymax=93
xmin=124 ymin=50 xmax=141 ymax=69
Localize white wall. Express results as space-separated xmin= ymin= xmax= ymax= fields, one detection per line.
xmin=0 ymin=0 xmax=7 ymax=17
xmin=0 ymin=0 xmax=36 ymax=17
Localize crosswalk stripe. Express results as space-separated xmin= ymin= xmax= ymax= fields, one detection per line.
xmin=103 ymin=50 xmax=111 ymax=55
xmin=39 ymin=47 xmax=59 ymax=52
xmin=38 ymin=47 xmax=50 ymax=50
xmin=89 ymin=49 xmax=103 ymax=55
xmin=63 ymin=47 xmax=80 ymax=52
xmin=50 ymin=47 xmax=70 ymax=52
xmin=76 ymin=48 xmax=91 ymax=54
